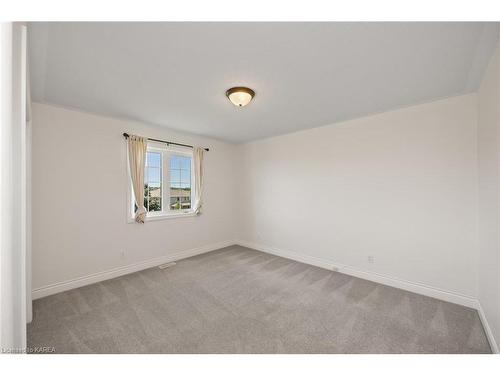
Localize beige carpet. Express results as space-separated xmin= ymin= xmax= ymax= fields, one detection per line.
xmin=27 ymin=245 xmax=491 ymax=353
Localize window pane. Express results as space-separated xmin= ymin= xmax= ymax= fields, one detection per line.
xmin=148 ymin=167 xmax=161 ymax=183
xmin=170 ymin=155 xmax=181 ymax=169
xmin=143 ymin=152 xmax=162 ymax=213
xmin=180 ymin=156 xmax=191 ymax=170
xmin=133 ymin=150 xmax=165 ymax=217
xmin=170 ymin=186 xmax=190 ymax=209
xmin=170 ymin=197 xmax=181 ymax=210
xmin=170 ymin=187 xmax=182 ymax=197
xmin=149 ymin=186 xmax=161 ymax=199
xmin=149 ymin=197 xmax=161 ymax=212
xmin=180 ymin=169 xmax=191 ymax=183
xmin=170 ymin=169 xmax=181 ymax=184
xmin=147 ymin=152 xmax=161 ymax=168
xmin=168 ymin=154 xmax=192 ymax=211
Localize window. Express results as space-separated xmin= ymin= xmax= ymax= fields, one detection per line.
xmin=169 ymin=154 xmax=192 ymax=210
xmin=144 ymin=151 xmax=162 ymax=212
xmin=129 ymin=143 xmax=194 ymax=221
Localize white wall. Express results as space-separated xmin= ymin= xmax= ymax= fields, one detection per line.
xmin=31 ymin=103 xmax=238 ymax=292
xmin=1 ymin=23 xmax=27 ymax=352
xmin=477 ymin=40 xmax=500 ymax=351
xmin=238 ymin=94 xmax=479 ymax=299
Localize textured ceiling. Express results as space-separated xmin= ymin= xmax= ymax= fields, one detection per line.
xmin=29 ymin=22 xmax=499 ymax=143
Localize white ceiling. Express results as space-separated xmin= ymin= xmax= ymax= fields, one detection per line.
xmin=28 ymin=22 xmax=499 ymax=143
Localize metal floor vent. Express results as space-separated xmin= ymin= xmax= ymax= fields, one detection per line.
xmin=158 ymin=262 xmax=176 ymax=270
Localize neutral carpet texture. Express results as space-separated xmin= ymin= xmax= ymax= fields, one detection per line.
xmin=28 ymin=245 xmax=491 ymax=353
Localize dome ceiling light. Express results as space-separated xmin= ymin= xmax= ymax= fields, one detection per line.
xmin=226 ymin=87 xmax=255 ymax=107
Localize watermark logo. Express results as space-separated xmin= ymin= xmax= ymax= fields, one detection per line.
xmin=2 ymin=346 xmax=56 ymax=354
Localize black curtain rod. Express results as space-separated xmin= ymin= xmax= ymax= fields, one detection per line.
xmin=123 ymin=133 xmax=209 ymax=152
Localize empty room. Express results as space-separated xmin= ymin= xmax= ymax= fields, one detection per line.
xmin=3 ymin=5 xmax=500 ymax=367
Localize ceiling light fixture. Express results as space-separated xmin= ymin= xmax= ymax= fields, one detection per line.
xmin=226 ymin=87 xmax=255 ymax=107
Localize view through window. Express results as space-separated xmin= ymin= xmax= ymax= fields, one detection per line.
xmin=170 ymin=154 xmax=191 ymax=210
xmin=144 ymin=151 xmax=162 ymax=212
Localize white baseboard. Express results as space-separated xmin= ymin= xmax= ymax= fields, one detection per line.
xmin=236 ymin=240 xmax=478 ymax=309
xmin=32 ymin=240 xmax=236 ymax=300
xmin=475 ymin=301 xmax=499 ymax=354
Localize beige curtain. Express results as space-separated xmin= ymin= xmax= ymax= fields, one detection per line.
xmin=127 ymin=135 xmax=148 ymax=223
xmin=193 ymin=147 xmax=205 ymax=214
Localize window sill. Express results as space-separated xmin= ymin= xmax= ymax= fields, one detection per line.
xmin=127 ymin=211 xmax=197 ymax=223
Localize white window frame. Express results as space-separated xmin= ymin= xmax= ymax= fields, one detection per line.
xmin=127 ymin=141 xmax=196 ymax=223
